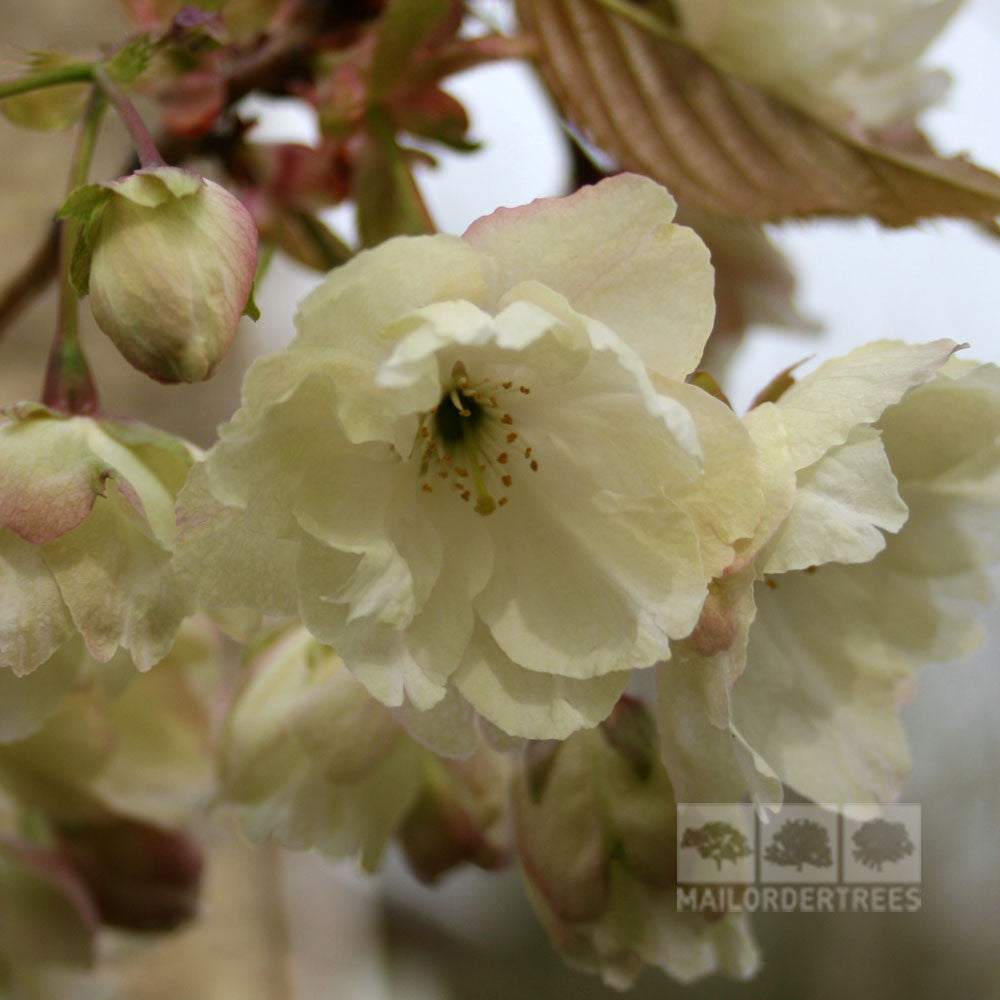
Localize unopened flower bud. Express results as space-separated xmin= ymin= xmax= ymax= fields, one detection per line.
xmin=85 ymin=166 xmax=258 ymax=383
xmin=221 ymin=626 xmax=422 ymax=867
xmin=512 ymin=697 xmax=759 ymax=987
xmin=398 ymin=747 xmax=510 ymax=884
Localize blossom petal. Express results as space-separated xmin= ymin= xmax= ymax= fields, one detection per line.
xmin=760 ymin=425 xmax=908 ymax=574
xmin=463 ymin=174 xmax=714 ymax=380
xmin=391 ymin=687 xmax=479 ymax=759
xmin=0 ymin=637 xmax=79 ymax=741
xmin=293 ymin=234 xmax=492 ymax=360
xmin=736 ymin=403 xmax=797 ymax=565
xmin=656 ymin=567 xmax=782 ymax=809
xmin=174 ymin=462 xmax=298 ymax=617
xmin=41 ymin=481 xmax=189 ymax=670
xmin=296 ymin=540 xmax=447 ymax=711
xmin=454 ymin=622 xmax=629 ymax=739
xmin=0 ymin=528 xmax=74 ymax=675
xmin=475 ymin=496 xmax=640 ymax=679
xmin=657 ymin=658 xmax=782 ymax=808
xmin=0 ymin=413 xmax=108 ymax=544
xmin=776 ymin=339 xmax=958 ymax=469
xmin=654 ymin=379 xmax=764 ymax=578
xmin=876 ymin=361 xmax=1000 ymax=576
xmin=736 ymin=569 xmax=918 ymax=803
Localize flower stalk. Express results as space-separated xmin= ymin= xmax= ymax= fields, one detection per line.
xmin=92 ymin=65 xmax=164 ymax=170
xmin=41 ymin=89 xmax=105 ymax=415
xmin=0 ymin=62 xmax=94 ymax=101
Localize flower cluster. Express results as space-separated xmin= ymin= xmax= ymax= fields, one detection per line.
xmin=178 ymin=174 xmax=763 ymax=740
xmin=3 ymin=0 xmax=1000 ymax=986
xmin=2 ymin=173 xmax=999 ymax=987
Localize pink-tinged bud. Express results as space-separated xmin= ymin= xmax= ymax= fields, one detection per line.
xmin=87 ymin=166 xmax=258 ymax=383
xmin=56 ymin=817 xmax=204 ymax=933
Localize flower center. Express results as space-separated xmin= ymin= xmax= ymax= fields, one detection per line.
xmin=434 ymin=387 xmax=485 ymax=446
xmin=414 ymin=361 xmax=539 ymax=516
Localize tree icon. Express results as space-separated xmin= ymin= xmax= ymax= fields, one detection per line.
xmin=680 ymin=821 xmax=752 ymax=870
xmin=763 ymin=818 xmax=833 ymax=871
xmin=851 ymin=818 xmax=915 ymax=871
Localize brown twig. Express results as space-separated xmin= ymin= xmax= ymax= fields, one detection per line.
xmin=0 ymin=222 xmax=60 ymax=339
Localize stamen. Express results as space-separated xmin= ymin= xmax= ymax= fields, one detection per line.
xmin=462 ymin=424 xmax=497 ymax=517
xmin=415 ymin=361 xmax=537 ymax=516
xmin=450 ymin=388 xmax=471 ymax=418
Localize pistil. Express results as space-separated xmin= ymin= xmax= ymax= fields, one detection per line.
xmin=461 ymin=428 xmax=497 ymax=516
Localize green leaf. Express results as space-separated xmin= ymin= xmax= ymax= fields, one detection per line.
xmin=688 ymin=369 xmax=732 ymax=409
xmin=273 ymin=210 xmax=355 ymax=271
xmin=355 ymin=111 xmax=435 ymax=247
xmin=57 ymin=184 xmax=109 ymax=225
xmin=104 ymin=36 xmax=156 ymax=85
xmin=369 ymin=0 xmax=453 ymax=98
xmin=242 ymin=281 xmax=261 ymax=321
xmin=749 ymin=358 xmax=809 ymax=409
xmin=68 ymin=238 xmax=95 ymax=298
xmin=57 ymin=186 xmax=111 ymax=297
xmin=0 ymin=52 xmax=93 ymax=130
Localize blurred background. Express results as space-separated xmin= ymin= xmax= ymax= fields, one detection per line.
xmin=2 ymin=0 xmax=999 ymax=996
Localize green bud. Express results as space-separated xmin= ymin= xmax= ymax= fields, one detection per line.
xmin=512 ymin=697 xmax=760 ymax=987
xmin=85 ymin=166 xmax=258 ymax=383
